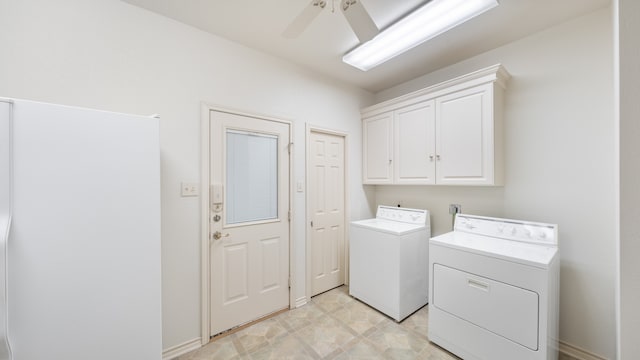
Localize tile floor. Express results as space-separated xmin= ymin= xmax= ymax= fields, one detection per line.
xmin=178 ymin=286 xmax=460 ymax=360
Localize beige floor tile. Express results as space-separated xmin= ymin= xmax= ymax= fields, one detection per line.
xmin=331 ymin=299 xmax=388 ymax=335
xmin=334 ymin=339 xmax=386 ymax=360
xmin=366 ymin=321 xmax=427 ymax=355
xmin=276 ymin=302 xmax=325 ymax=331
xmin=400 ymin=305 xmax=429 ymax=339
xmin=296 ymin=314 xmax=356 ymax=358
xmin=247 ymin=335 xmax=317 ymax=360
xmin=234 ymin=318 xmax=288 ymax=354
xmin=311 ymin=286 xmax=354 ymax=313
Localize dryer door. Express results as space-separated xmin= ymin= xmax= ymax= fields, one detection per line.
xmin=432 ymin=264 xmax=539 ymax=350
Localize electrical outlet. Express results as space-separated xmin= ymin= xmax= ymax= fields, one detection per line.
xmin=449 ymin=204 xmax=462 ymax=214
xmin=181 ymin=182 xmax=199 ymax=197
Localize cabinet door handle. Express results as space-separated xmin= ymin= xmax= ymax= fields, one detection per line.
xmin=436 ymin=154 xmax=441 ymax=161
xmin=389 ymin=159 xmax=392 ymax=164
xmin=429 ymin=155 xmax=434 ymax=161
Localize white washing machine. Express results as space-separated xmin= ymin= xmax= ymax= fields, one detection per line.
xmin=429 ymin=214 xmax=559 ymax=360
xmin=349 ymin=205 xmax=430 ymax=321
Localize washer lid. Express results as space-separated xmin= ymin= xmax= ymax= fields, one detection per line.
xmin=351 ymin=218 xmax=426 ymax=235
xmin=430 ymin=231 xmax=557 ymax=269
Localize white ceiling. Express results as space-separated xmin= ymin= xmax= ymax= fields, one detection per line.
xmin=122 ymin=0 xmax=610 ymax=93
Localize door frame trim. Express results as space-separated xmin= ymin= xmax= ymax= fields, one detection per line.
xmin=200 ymin=103 xmax=294 ymax=345
xmin=305 ymin=125 xmax=350 ymax=302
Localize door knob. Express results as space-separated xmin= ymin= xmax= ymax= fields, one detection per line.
xmin=212 ymin=231 xmax=230 ymax=240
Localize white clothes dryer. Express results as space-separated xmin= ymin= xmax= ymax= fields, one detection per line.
xmin=349 ymin=205 xmax=430 ymax=321
xmin=429 ymin=214 xmax=559 ymax=360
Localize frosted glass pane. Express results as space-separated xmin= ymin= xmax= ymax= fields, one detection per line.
xmin=226 ymin=130 xmax=278 ymax=224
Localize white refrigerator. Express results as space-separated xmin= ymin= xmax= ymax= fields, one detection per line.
xmin=0 ymin=98 xmax=162 ymax=359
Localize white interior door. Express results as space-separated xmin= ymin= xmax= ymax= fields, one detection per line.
xmin=209 ymin=110 xmax=290 ymax=336
xmin=309 ymin=131 xmax=345 ymax=296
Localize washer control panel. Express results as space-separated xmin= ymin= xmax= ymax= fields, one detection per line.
xmin=376 ymin=205 xmax=429 ymax=225
xmin=455 ymin=214 xmax=557 ymax=246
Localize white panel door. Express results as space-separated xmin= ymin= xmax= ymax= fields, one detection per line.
xmin=436 ymin=84 xmax=494 ymax=185
xmin=394 ymin=100 xmax=436 ymax=184
xmin=363 ymin=112 xmax=393 ymax=184
xmin=209 ymin=110 xmax=290 ymax=336
xmin=309 ymin=131 xmax=345 ymax=296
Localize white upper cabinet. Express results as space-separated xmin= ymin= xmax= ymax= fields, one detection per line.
xmin=394 ymin=101 xmax=436 ymax=185
xmin=362 ymin=64 xmax=509 ymax=186
xmin=436 ymin=83 xmax=498 ymax=185
xmin=362 ymin=111 xmax=393 ymax=184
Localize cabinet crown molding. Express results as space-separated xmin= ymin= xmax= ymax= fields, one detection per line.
xmin=362 ymin=64 xmax=510 ymax=118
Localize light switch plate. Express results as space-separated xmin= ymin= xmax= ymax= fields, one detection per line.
xmin=181 ymin=182 xmax=199 ymax=197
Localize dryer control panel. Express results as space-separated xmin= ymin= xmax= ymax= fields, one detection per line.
xmin=455 ymin=214 xmax=557 ymax=246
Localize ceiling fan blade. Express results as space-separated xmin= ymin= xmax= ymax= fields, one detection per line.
xmin=283 ymin=0 xmax=325 ymax=38
xmin=341 ymin=0 xmax=378 ymax=43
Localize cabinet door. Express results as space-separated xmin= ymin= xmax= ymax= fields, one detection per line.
xmin=363 ymin=112 xmax=393 ymax=184
xmin=394 ymin=101 xmax=436 ymax=184
xmin=436 ymin=84 xmax=495 ymax=185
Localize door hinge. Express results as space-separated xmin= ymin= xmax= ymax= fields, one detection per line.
xmin=288 ymin=277 xmax=291 ymax=289
xmin=288 ymin=142 xmax=293 ymax=154
xmin=310 ymin=220 xmax=313 ymax=228
xmin=288 ymin=210 xmax=291 ymax=222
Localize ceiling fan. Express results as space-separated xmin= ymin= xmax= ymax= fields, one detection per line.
xmin=283 ymin=0 xmax=379 ymax=43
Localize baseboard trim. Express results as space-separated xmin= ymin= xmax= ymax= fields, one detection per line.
xmin=559 ymin=340 xmax=608 ymax=360
xmin=162 ymin=338 xmax=202 ymax=360
xmin=295 ymin=296 xmax=307 ymax=308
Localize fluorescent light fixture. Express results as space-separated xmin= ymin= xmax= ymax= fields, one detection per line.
xmin=343 ymin=0 xmax=499 ymax=71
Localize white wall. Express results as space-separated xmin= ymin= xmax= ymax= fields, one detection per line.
xmin=376 ymin=8 xmax=616 ymax=359
xmin=0 ymin=0 xmax=375 ymax=351
xmin=616 ymin=0 xmax=640 ymax=358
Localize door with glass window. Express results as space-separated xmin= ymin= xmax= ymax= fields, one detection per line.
xmin=209 ymin=110 xmax=290 ymax=336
